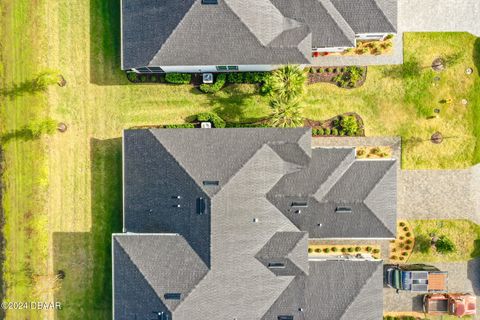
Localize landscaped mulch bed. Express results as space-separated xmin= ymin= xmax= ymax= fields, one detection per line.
xmin=305 ymin=112 xmax=365 ymax=137
xmin=307 ymin=66 xmax=367 ymax=88
xmin=126 ymin=72 xmax=166 ymax=84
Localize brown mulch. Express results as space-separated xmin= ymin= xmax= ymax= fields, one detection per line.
xmin=305 ymin=112 xmax=365 ymax=136
xmin=307 ymin=66 xmax=367 ymax=89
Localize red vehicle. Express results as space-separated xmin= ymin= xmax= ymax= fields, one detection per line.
xmin=423 ymin=293 xmax=476 ymax=317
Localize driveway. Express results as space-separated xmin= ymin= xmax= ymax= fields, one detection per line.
xmin=384 ymin=259 xmax=480 ymax=314
xmin=398 ymin=164 xmax=480 ymax=224
xmin=399 ymin=0 xmax=480 ymax=37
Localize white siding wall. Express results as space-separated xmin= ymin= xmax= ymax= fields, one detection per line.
xmin=313 ymin=47 xmax=352 ymax=53
xmin=156 ymin=64 xmax=277 ymax=73
xmin=355 ymin=33 xmax=391 ymax=41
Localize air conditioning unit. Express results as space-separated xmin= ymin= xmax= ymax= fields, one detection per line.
xmin=202 ymin=73 xmax=213 ymax=84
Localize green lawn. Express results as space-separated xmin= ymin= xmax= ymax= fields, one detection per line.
xmin=0 ymin=0 xmax=480 ymax=319
xmin=408 ymin=220 xmax=480 ymax=263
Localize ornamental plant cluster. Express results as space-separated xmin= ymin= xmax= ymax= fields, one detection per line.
xmin=312 ymin=115 xmax=360 ymax=137
xmin=390 ymin=222 xmax=414 ymax=262
xmin=165 ymin=73 xmax=191 ymax=84
xmin=333 ymin=66 xmax=364 ymax=88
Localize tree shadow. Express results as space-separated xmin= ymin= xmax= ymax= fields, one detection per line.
xmin=53 ymin=138 xmax=122 ymax=318
xmin=89 ymin=0 xmax=127 ymax=85
xmin=473 ymin=38 xmax=480 ymax=72
xmin=0 ymin=78 xmax=49 ymax=98
xmin=467 ymin=258 xmax=480 ymax=295
xmin=1 ymin=127 xmax=40 ymax=144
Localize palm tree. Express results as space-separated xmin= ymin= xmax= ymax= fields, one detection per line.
xmin=265 ymin=65 xmax=306 ymax=102
xmin=268 ymin=99 xmax=304 ymax=128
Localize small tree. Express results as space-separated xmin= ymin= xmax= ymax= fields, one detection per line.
xmin=435 ymin=235 xmax=455 ymax=254
xmin=28 ymin=119 xmax=58 ymax=138
xmin=268 ymin=99 xmax=303 ymax=128
xmin=35 ymin=70 xmax=61 ymax=89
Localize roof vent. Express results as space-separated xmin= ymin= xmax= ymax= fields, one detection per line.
xmin=291 ymin=201 xmax=307 ymax=208
xmin=278 ymin=316 xmax=294 ymax=320
xmin=268 ymin=262 xmax=286 ymax=269
xmin=164 ymin=293 xmax=182 ymax=300
xmin=203 ymin=180 xmax=219 ymax=186
xmin=335 ymin=206 xmax=352 ymax=214
xmin=196 ymin=197 xmax=206 ymax=215
xmin=202 ymin=0 xmax=218 ymax=4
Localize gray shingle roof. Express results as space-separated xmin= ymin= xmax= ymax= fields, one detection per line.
xmin=116 ymin=128 xmax=397 ymax=319
xmin=121 ymin=0 xmax=397 ymax=69
xmin=267 ymin=148 xmax=397 ymax=238
xmin=261 ymin=260 xmax=384 ymax=320
xmin=330 ymin=0 xmax=397 ymax=34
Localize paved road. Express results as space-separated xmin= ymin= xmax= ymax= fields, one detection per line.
xmin=399 ymin=0 xmax=480 ymax=37
xmin=384 ymin=259 xmax=480 ymax=314
xmin=398 ymin=165 xmax=480 ymax=224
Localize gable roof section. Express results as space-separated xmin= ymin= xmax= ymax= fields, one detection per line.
xmin=113 ymin=234 xmax=209 ymax=318
xmin=330 ymin=0 xmax=397 ymax=33
xmin=270 ymin=0 xmax=356 ymax=48
xmin=122 ymin=0 xmax=311 ymax=69
xmin=267 ymin=147 xmax=397 ymax=238
xmin=260 ymin=260 xmax=384 ymax=320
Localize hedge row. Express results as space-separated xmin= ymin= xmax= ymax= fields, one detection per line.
xmin=200 ymin=74 xmax=226 ymax=93
xmin=226 ymin=72 xmax=268 ymax=84
xmin=164 ymin=124 xmax=195 ymax=128
xmin=196 ymin=112 xmax=226 ymax=128
xmin=165 ymin=73 xmax=191 ymax=84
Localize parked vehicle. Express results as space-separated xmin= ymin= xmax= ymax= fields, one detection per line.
xmin=384 ymin=264 xmax=448 ymax=292
xmin=423 ymin=293 xmax=476 ymax=317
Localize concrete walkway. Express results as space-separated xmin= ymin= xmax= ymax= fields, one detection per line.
xmin=399 ymin=0 xmax=480 ymax=37
xmin=398 ymin=164 xmax=480 ymax=224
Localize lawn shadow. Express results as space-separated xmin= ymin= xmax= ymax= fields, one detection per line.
xmin=206 ymin=85 xmax=269 ymax=124
xmin=0 ymin=78 xmax=48 ymax=98
xmin=89 ymin=0 xmax=127 ymax=85
xmin=53 ymin=138 xmax=122 ymax=318
xmin=473 ymin=38 xmax=480 ymax=72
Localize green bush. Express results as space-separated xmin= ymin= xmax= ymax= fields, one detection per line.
xmin=196 ymin=112 xmax=226 ymax=128
xmin=165 ymin=73 xmax=191 ymax=84
xmin=226 ymin=122 xmax=269 ymax=128
xmin=199 ymin=74 xmax=226 ymax=93
xmin=347 ymin=247 xmax=353 ymax=252
xmin=399 ymin=222 xmax=406 ymax=227
xmin=333 ymin=66 xmax=364 ymax=88
xmin=127 ymin=72 xmax=138 ymax=82
xmin=331 ymin=247 xmax=337 ymax=252
xmin=323 ymin=248 xmax=330 ymax=253
xmin=324 ymin=128 xmax=331 ymax=135
xmin=140 ymin=75 xmax=148 ymax=82
xmin=227 ymin=73 xmax=244 ymax=83
xmin=309 ymin=67 xmax=315 ymax=73
xmin=340 ymin=115 xmax=359 ymax=136
xmin=372 ymin=249 xmax=379 ymax=254
xmin=164 ymin=123 xmax=195 ymax=128
xmin=244 ymin=72 xmax=267 ymax=84
xmin=326 ymin=68 xmax=332 ymax=73
xmin=308 ymin=248 xmax=312 ymax=253
xmin=151 ymin=75 xmax=157 ymax=82
xmin=354 ymin=247 xmax=361 ymax=252
xmin=331 ymin=128 xmax=338 ymax=136
xmin=366 ymin=247 xmax=372 ymax=252
xmin=341 ymin=247 xmax=347 ymax=253
xmin=315 ymin=248 xmax=321 ymax=253
xmin=436 ymin=235 xmax=455 ymax=254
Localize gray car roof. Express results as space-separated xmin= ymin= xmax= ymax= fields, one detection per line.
xmin=121 ymin=0 xmax=397 ymax=69
xmin=116 ymin=128 xmax=396 ymax=319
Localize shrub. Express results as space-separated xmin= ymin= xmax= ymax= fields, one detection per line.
xmin=399 ymin=222 xmax=406 ymax=227
xmin=331 ymin=247 xmax=337 ymax=252
xmin=196 ymin=112 xmax=226 ymax=128
xmin=391 ymin=255 xmax=397 ymax=260
xmin=399 ymin=256 xmax=404 ymax=261
xmin=341 ymin=247 xmax=347 ymax=252
xmin=436 ymin=235 xmax=455 ymax=254
xmin=309 ymin=67 xmax=315 ymax=73
xmin=308 ymin=248 xmax=312 ymax=253
xmin=405 ymin=245 xmax=411 ymax=250
xmin=227 ymin=73 xmax=244 ymax=83
xmin=402 ymin=252 xmax=408 ymax=256
xmin=405 ymin=232 xmax=411 ymax=237
xmin=314 ymin=248 xmax=321 ymax=253
xmin=199 ymin=74 xmax=226 ymax=93
xmin=318 ymin=68 xmax=324 ymax=73
xmin=326 ymin=68 xmax=332 ymax=73
xmin=317 ymin=128 xmax=324 ymax=135
xmin=406 ymin=239 xmax=412 ymax=244
xmin=339 ymin=131 xmax=345 ymax=136
xmin=399 ymin=243 xmax=405 ymax=248
xmin=391 ymin=248 xmax=396 ymax=252
xmin=366 ymin=247 xmax=372 ymax=252
xmin=340 ymin=115 xmax=359 ymax=136
xmin=357 ymin=149 xmax=365 ymax=156
xmin=334 ymin=66 xmax=364 ymax=88
xmin=140 ymin=75 xmax=147 ymax=82
xmin=347 ymin=247 xmax=353 ymax=252
xmin=354 ymin=247 xmax=361 ymax=252
xmin=151 ymin=75 xmax=157 ymax=82
xmin=324 ymin=128 xmax=331 ymax=135
xmin=244 ymin=72 xmax=267 ymax=84
xmin=399 ymin=236 xmax=404 ymax=240
xmin=323 ymin=248 xmax=330 ymax=253
xmin=414 ymin=234 xmax=431 ymax=254
xmin=403 ymin=226 xmax=409 ymax=232
xmin=127 ymin=72 xmax=138 ymax=82
xmin=331 ymin=128 xmax=338 ymax=136
xmin=165 ymin=73 xmax=191 ymax=84
xmin=385 ymin=34 xmax=394 ymax=40
xmin=164 ymin=123 xmax=195 ymax=128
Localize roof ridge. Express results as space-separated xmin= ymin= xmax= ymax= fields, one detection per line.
xmin=148 ymin=0 xmax=198 ymax=66
xmin=319 ymin=0 xmax=356 ymax=46
xmin=313 ymin=148 xmax=355 ymax=201
xmin=115 ymin=237 xmax=168 ymax=308
xmin=372 ymin=0 xmax=397 ymax=32
xmin=364 ymin=160 xmax=396 ymax=237
xmin=286 ymin=232 xmax=308 ymax=275
xmin=340 ymin=261 xmax=383 ymax=320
